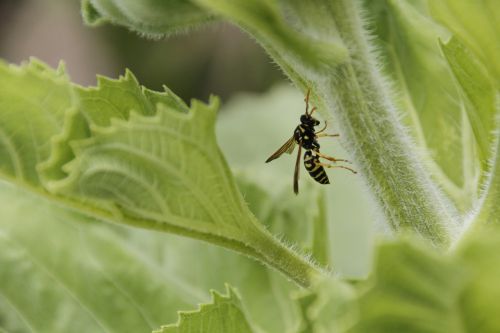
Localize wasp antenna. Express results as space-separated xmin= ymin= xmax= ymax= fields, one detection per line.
xmin=305 ymin=88 xmax=311 ymax=115
xmin=316 ymin=121 xmax=328 ymax=134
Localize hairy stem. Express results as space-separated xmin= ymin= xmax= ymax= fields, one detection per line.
xmin=320 ymin=0 xmax=457 ymax=245
xmin=248 ymin=219 xmax=326 ymax=287
xmin=198 ymin=0 xmax=458 ymax=245
xmin=113 ymin=215 xmax=326 ymax=288
xmin=23 ymin=182 xmax=325 ymax=288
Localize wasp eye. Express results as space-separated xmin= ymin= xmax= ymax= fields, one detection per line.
xmin=300 ymin=115 xmax=308 ymax=123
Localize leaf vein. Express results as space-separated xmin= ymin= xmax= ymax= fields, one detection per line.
xmin=0 ymin=127 xmax=24 ymax=179
xmin=0 ymin=232 xmax=112 ymax=333
xmin=85 ymin=142 xmax=226 ymax=226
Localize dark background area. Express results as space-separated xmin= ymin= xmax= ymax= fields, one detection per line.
xmin=0 ymin=0 xmax=285 ymax=102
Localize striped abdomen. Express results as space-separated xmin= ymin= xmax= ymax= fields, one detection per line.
xmin=303 ymin=151 xmax=329 ymax=184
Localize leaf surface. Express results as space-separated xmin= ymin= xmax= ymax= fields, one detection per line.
xmin=0 ymin=59 xmax=321 ymax=288
xmin=294 ymin=233 xmax=500 ymax=333
xmin=0 ymin=182 xmax=201 ymax=333
xmin=456 ymin=230 xmax=500 ymax=331
xmin=440 ymin=36 xmax=498 ymax=173
xmin=0 ymin=59 xmax=75 ymax=186
xmin=0 ymin=170 xmax=308 ymax=333
xmin=155 ymin=286 xmax=255 ymax=333
xmin=349 ymin=241 xmax=468 ymax=333
xmin=430 ymin=0 xmax=500 ymax=86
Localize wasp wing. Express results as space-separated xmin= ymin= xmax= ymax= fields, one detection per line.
xmin=293 ymin=145 xmax=302 ymax=194
xmin=265 ymin=136 xmax=296 ymax=163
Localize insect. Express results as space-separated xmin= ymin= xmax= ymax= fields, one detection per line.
xmin=266 ymin=89 xmax=356 ymax=194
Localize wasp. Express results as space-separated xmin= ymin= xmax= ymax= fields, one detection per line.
xmin=266 ymin=89 xmax=356 ymax=194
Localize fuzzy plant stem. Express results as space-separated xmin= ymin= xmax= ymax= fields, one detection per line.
xmin=48 ymin=191 xmax=325 ymax=288
xmin=247 ymin=219 xmax=326 ymax=287
xmin=320 ymin=1 xmax=457 ymax=246
xmin=196 ymin=0 xmax=458 ymax=246
xmin=121 ymin=214 xmax=327 ymax=288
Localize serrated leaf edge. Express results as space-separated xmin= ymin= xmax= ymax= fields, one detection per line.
xmin=153 ymin=284 xmax=252 ymax=333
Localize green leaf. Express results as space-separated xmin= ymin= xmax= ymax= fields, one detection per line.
xmin=0 ymin=182 xmax=202 ymax=332
xmin=440 ymin=36 xmax=498 ymax=173
xmin=294 ymin=279 xmax=356 ymax=333
xmin=455 ymin=229 xmax=500 ymax=332
xmin=81 ymin=0 xmax=216 ymax=38
xmin=349 ymin=241 xmax=469 ymax=333
xmin=137 ymin=234 xmax=300 ymax=333
xmin=429 ymin=0 xmax=500 ymax=87
xmin=154 ymin=285 xmax=255 ymax=333
xmin=61 ymin=98 xmax=321 ymax=286
xmin=0 ymin=59 xmax=75 ymax=186
xmin=430 ymin=3 xmax=500 ymax=219
xmin=0 ymin=177 xmax=295 ymax=333
xmin=297 ymin=241 xmax=469 ymax=333
xmin=296 ymin=233 xmax=500 ymax=333
xmin=1 ymin=150 xmax=315 ymax=333
xmin=76 ymin=69 xmax=189 ymax=127
xmin=40 ymin=70 xmax=188 ymax=189
xmin=122 ymin=174 xmax=306 ymax=333
xmin=0 ymin=59 xmax=322 ymax=287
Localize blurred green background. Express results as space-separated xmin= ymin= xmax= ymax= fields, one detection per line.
xmin=0 ymin=0 xmax=376 ymax=278
xmin=0 ymin=0 xmax=283 ymax=102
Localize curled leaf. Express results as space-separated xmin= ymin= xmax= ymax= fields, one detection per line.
xmin=81 ymin=0 xmax=216 ymax=38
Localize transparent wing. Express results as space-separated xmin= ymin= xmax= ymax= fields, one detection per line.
xmin=265 ymin=136 xmax=296 ymax=163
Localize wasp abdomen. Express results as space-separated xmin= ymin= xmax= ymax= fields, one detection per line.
xmin=304 ymin=151 xmax=329 ymax=184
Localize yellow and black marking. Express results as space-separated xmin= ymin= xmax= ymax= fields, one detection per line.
xmin=304 ymin=150 xmax=330 ymax=184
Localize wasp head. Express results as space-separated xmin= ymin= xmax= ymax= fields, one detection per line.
xmin=300 ymin=114 xmax=320 ymax=126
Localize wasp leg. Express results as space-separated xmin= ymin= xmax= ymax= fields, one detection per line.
xmin=315 ymin=151 xmax=351 ymax=164
xmin=317 ymin=133 xmax=339 ymax=138
xmin=318 ymin=162 xmax=357 ymax=174
xmin=316 ymin=121 xmax=340 ymax=137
